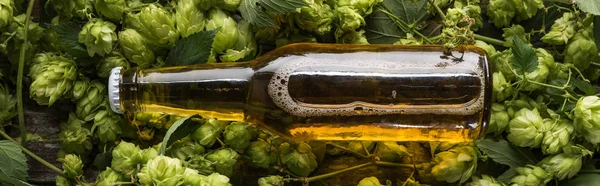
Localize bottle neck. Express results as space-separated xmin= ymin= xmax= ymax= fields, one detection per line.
xmin=119 ymin=63 xmax=254 ymax=121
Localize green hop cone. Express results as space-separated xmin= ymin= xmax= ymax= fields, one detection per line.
xmin=206 ymin=148 xmax=240 ymax=177
xmin=474 ymin=40 xmax=497 ymax=56
xmin=574 ymin=96 xmax=600 ymax=144
xmin=78 ymin=19 xmax=118 ymax=57
xmin=541 ymin=118 xmax=574 ymax=155
xmin=95 ymin=0 xmax=126 ymax=21
xmin=444 ymin=8 xmax=469 ymax=27
xmin=206 ymin=8 xmax=239 ymax=54
xmin=0 ymin=83 xmax=16 ymax=123
xmin=192 ymin=118 xmax=222 ymax=146
xmin=510 ymin=165 xmax=551 ymax=186
xmin=258 ymin=175 xmax=284 ymax=186
xmin=220 ymin=19 xmax=257 ymax=62
xmin=118 ymin=29 xmax=156 ymax=69
xmin=111 ymin=141 xmax=143 ymax=175
xmin=166 ymin=138 xmax=205 ymax=161
xmin=96 ymin=167 xmax=125 ymax=186
xmin=494 ymin=49 xmax=516 ymax=81
xmin=538 ymin=153 xmax=583 ymax=180
xmin=28 ymin=53 xmax=77 ymax=106
xmin=59 ymin=114 xmax=93 ymax=155
xmin=69 ymin=76 xmax=90 ymax=101
xmin=375 ymin=142 xmax=409 ymax=162
xmin=97 ymin=51 xmax=130 ymax=78
xmin=486 ymin=0 xmax=515 ymax=28
xmin=56 ymin=175 xmax=72 ymax=186
xmin=294 ymin=0 xmax=334 ymax=36
xmin=182 ymin=168 xmax=204 ymax=185
xmin=140 ymin=147 xmax=158 ymax=163
xmin=347 ymin=141 xmax=375 ymax=155
xmin=135 ymin=4 xmax=179 ymax=48
xmin=541 ymin=12 xmax=575 ymax=45
xmin=357 ymin=176 xmax=387 ymax=186
xmin=137 ymin=155 xmax=186 ymax=186
xmin=564 ymin=29 xmax=598 ymax=71
xmin=513 ymin=0 xmax=544 ymax=21
xmin=520 ymin=49 xmax=552 ymax=91
xmin=280 ymin=142 xmax=318 ymax=177
xmin=205 ymin=173 xmax=233 ymax=186
xmin=462 ymin=5 xmax=482 ymax=31
xmin=488 ymin=103 xmax=510 ymax=135
xmin=51 ymin=0 xmax=92 ymax=20
xmin=245 ymin=139 xmax=276 ymax=168
xmin=338 ymin=29 xmax=369 ymax=44
xmin=427 ymin=0 xmax=452 ymax=15
xmin=175 ymin=0 xmax=205 ymax=38
xmin=335 ymin=6 xmax=364 ymax=33
xmin=466 ymin=175 xmax=504 ymax=186
xmin=507 ymin=108 xmax=545 ymax=147
xmin=431 ymin=145 xmax=478 ymax=183
xmin=76 ymin=80 xmax=106 ymax=121
xmin=502 ymin=25 xmax=526 ymax=47
xmin=221 ymin=0 xmax=241 ymax=11
xmin=492 ymin=72 xmax=514 ymax=102
xmin=336 ymin=0 xmax=381 ymax=15
xmin=92 ymin=109 xmax=122 ymax=143
xmin=224 ymin=122 xmax=253 ymax=150
xmin=188 ymin=155 xmax=216 ymax=175
xmin=0 ymin=0 xmax=13 ymax=28
xmin=60 ymin=154 xmax=84 ymax=178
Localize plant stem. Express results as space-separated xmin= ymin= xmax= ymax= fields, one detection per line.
xmin=325 ymin=142 xmax=370 ymax=159
xmin=0 ymin=130 xmax=63 ymax=175
xmin=428 ymin=0 xmax=446 ymax=20
xmin=375 ymin=161 xmax=422 ymax=169
xmin=543 ymin=0 xmax=572 ymax=4
xmin=579 ymin=169 xmax=600 ymax=174
xmin=17 ymin=0 xmax=36 ymax=147
xmin=474 ymin=34 xmax=506 ymax=47
xmin=591 ymin=62 xmax=600 ymax=69
xmin=286 ymin=162 xmax=376 ymax=183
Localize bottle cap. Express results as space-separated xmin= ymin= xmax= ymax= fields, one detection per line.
xmin=108 ymin=67 xmax=123 ymax=114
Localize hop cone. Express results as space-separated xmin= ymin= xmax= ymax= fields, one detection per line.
xmin=135 ymin=4 xmax=179 ymax=48
xmin=223 ymin=122 xmax=253 ymax=150
xmin=244 ymin=139 xmax=276 ymax=168
xmin=70 ymin=76 xmax=90 ymax=101
xmin=206 ymin=148 xmax=240 ymax=177
xmin=538 ymin=152 xmax=584 ymax=180
xmin=221 ymin=0 xmax=241 ymax=11
xmin=206 ymin=8 xmax=238 ymax=54
xmin=375 ymin=142 xmax=409 ymax=162
xmin=280 ymin=142 xmax=318 ymax=177
xmin=431 ymin=145 xmax=478 ymax=183
xmin=488 ymin=103 xmax=510 ymax=135
xmin=492 ymin=72 xmax=514 ymax=102
xmin=95 ymin=167 xmax=125 ymax=186
xmin=28 ymin=53 xmax=77 ymax=106
xmin=50 ymin=0 xmax=92 ymax=20
xmin=95 ymin=0 xmax=126 ymax=21
xmin=541 ymin=118 xmax=574 ymax=155
xmin=166 ymin=138 xmax=205 ymax=161
xmin=188 ymin=155 xmax=216 ymax=175
xmin=111 ymin=141 xmax=143 ymax=175
xmin=258 ymin=175 xmax=284 ymax=186
xmin=92 ymin=108 xmax=122 ymax=143
xmin=486 ymin=0 xmax=516 ymax=28
xmin=60 ymin=154 xmax=84 ymax=178
xmin=175 ymin=0 xmax=205 ymax=38
xmin=97 ymin=51 xmax=130 ymax=78
xmin=564 ymin=29 xmax=598 ymax=71
xmin=56 ymin=176 xmax=71 ymax=186
xmin=118 ymin=29 xmax=155 ymax=69
xmin=467 ymin=175 xmax=504 ymax=186
xmin=510 ymin=165 xmax=551 ymax=186
xmin=507 ymin=108 xmax=546 ymax=147
xmin=0 ymin=0 xmax=13 ymax=28
xmin=574 ymin=96 xmax=600 ymax=144
xmin=335 ymin=6 xmax=364 ymax=33
xmin=79 ymin=19 xmax=118 ymax=57
xmin=294 ymin=0 xmax=334 ymax=36
xmin=192 ymin=118 xmax=222 ymax=146
xmin=357 ymin=176 xmax=384 ymax=186
xmin=541 ymin=12 xmax=576 ymax=45
xmin=204 ymin=173 xmax=233 ymax=186
xmin=336 ymin=0 xmax=381 ymax=15
xmin=0 ymin=83 xmax=16 ymax=124
xmin=137 ymin=156 xmax=186 ymax=186
xmin=75 ymin=80 xmax=106 ymax=121
xmin=520 ymin=49 xmax=552 ymax=91
xmin=513 ymin=0 xmax=544 ymax=21
xmin=59 ymin=114 xmax=93 ymax=155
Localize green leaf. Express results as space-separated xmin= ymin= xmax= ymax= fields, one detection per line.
xmin=575 ymin=1 xmax=600 ymax=15
xmin=511 ymin=36 xmax=538 ymax=74
xmin=93 ymin=152 xmax=112 ymax=170
xmin=365 ymin=0 xmax=429 ymax=44
xmin=239 ymin=0 xmax=308 ymax=28
xmin=560 ymin=173 xmax=600 ymax=185
xmin=165 ymin=30 xmax=218 ymax=67
xmin=497 ymin=167 xmax=517 ymax=184
xmin=594 ymin=16 xmax=600 ymax=49
xmin=50 ymin=22 xmax=88 ymax=58
xmin=0 ymin=174 xmax=32 ymax=186
xmin=0 ymin=140 xmax=28 ymax=182
xmin=158 ymin=115 xmax=204 ymax=155
xmin=475 ymin=139 xmax=536 ymax=168
xmin=571 ymin=78 xmax=597 ymax=95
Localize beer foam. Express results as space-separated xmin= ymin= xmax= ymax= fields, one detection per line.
xmin=267 ymin=55 xmax=486 ymax=117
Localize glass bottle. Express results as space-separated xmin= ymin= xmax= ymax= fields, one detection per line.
xmin=108 ymin=43 xmax=492 ymax=142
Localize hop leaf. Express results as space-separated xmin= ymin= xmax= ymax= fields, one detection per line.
xmin=28 ymin=52 xmax=77 ymax=106
xmin=78 ymin=19 xmax=118 ymax=57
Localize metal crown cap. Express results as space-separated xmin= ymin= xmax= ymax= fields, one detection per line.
xmin=108 ymin=67 xmax=123 ymax=114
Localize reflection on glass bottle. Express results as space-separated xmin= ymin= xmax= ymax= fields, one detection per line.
xmin=109 ymin=43 xmax=492 ymax=142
